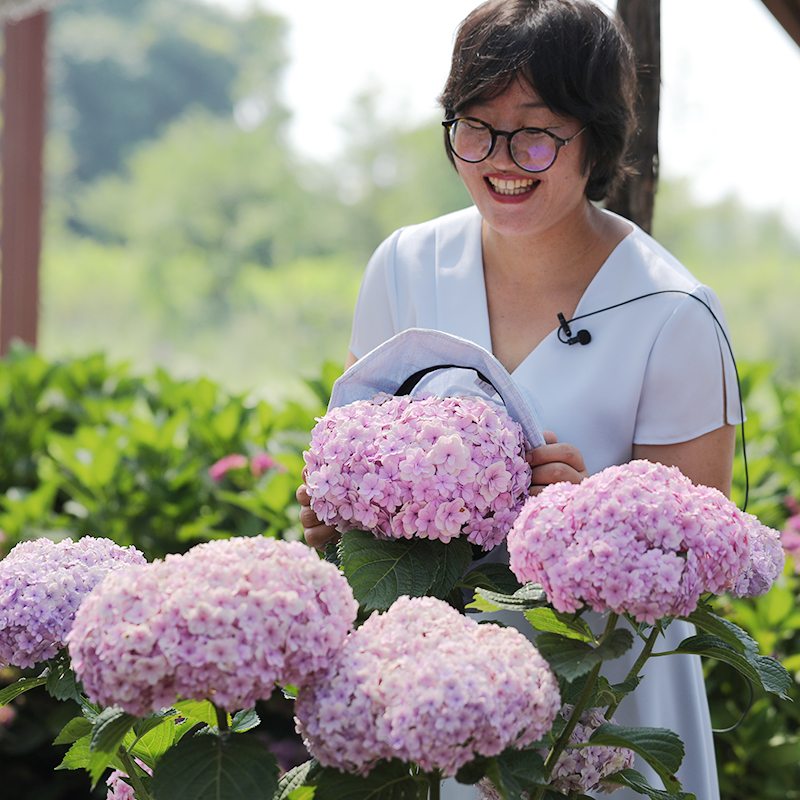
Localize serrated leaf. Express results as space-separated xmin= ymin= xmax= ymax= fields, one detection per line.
xmin=673 ymin=634 xmax=791 ymax=699
xmin=338 ymin=530 xmax=466 ymax=611
xmin=55 ymin=736 xmax=126 ymax=774
xmin=88 ymin=706 xmax=139 ymax=786
xmin=288 ymin=790 xmax=316 ymax=800
xmin=461 ymin=563 xmax=523 ymax=595
xmin=45 ymin=654 xmax=84 ymax=703
xmin=493 ymin=749 xmax=548 ymax=798
xmin=275 ymin=759 xmax=324 ymax=800
xmin=0 ymin=675 xmax=47 ymax=707
xmin=589 ymin=724 xmax=685 ymax=788
xmin=603 ymin=768 xmax=697 ymax=799
xmin=523 ymin=608 xmax=594 ymax=641
xmin=150 ymin=733 xmax=280 ymax=800
xmin=171 ymin=699 xmax=218 ymax=726
xmin=312 ymin=760 xmax=422 ymax=800
xmin=473 ymin=583 xmax=549 ymax=612
xmin=53 ymin=716 xmax=94 ymax=745
xmin=454 ymin=755 xmax=493 ymax=786
xmin=230 ymin=708 xmax=260 ymax=733
xmin=429 ymin=536 xmax=474 ymax=599
xmin=685 ymin=606 xmax=758 ymax=655
xmin=128 ymin=719 xmax=177 ymax=769
xmin=535 ymin=629 xmax=633 ymax=681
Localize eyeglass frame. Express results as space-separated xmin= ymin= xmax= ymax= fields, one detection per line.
xmin=442 ymin=117 xmax=588 ymax=174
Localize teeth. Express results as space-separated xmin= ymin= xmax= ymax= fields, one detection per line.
xmin=487 ymin=176 xmax=537 ymax=195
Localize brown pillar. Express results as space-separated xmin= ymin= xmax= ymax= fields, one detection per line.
xmin=1 ymin=10 xmax=47 ymax=355
xmin=607 ymin=0 xmax=660 ymax=235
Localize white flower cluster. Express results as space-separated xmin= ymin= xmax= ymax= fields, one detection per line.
xmin=295 ymin=596 xmax=561 ymax=777
xmin=68 ymin=537 xmax=358 ymax=716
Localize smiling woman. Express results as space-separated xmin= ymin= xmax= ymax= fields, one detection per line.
xmin=296 ymin=2 xmax=743 ymax=798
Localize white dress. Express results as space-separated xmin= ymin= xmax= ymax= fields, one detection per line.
xmin=348 ymin=205 xmax=743 ymax=800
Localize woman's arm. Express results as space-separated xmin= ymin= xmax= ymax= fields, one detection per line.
xmin=633 ymin=423 xmax=736 ymax=497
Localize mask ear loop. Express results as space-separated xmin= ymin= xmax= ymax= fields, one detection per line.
xmin=559 ymin=290 xmax=749 ymax=512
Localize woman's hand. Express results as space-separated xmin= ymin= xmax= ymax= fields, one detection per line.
xmin=526 ymin=430 xmax=588 ymax=495
xmin=296 ymin=483 xmax=340 ymax=551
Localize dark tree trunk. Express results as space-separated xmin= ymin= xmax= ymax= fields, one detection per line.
xmin=607 ymin=0 xmax=660 ymax=234
xmin=1 ymin=11 xmax=47 ymax=355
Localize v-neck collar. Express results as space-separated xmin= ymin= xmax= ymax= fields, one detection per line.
xmin=435 ymin=206 xmax=638 ymax=375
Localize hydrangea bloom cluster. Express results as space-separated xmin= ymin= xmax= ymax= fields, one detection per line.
xmin=304 ymin=393 xmax=531 ymax=550
xmin=542 ymin=706 xmax=635 ymax=795
xmin=0 ymin=537 xmax=146 ymax=669
xmin=68 ymin=537 xmax=358 ymax=716
xmin=730 ymin=514 xmax=785 ymax=597
xmin=508 ymin=460 xmax=753 ymax=623
xmin=294 ymin=595 xmax=560 ymax=777
xmin=105 ymin=762 xmax=151 ymax=800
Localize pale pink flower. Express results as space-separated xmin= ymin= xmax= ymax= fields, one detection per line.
xmin=208 ymin=454 xmax=248 ymax=482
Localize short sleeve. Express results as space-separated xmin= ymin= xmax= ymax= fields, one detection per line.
xmin=349 ymin=231 xmax=402 ymax=359
xmin=634 ymin=286 xmax=744 ymax=445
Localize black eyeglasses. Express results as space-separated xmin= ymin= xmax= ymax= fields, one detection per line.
xmin=442 ymin=117 xmax=587 ymax=173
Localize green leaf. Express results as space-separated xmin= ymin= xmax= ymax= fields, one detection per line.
xmin=0 ymin=674 xmax=47 ymax=707
xmin=88 ymin=706 xmax=140 ymax=786
xmin=54 ymin=716 xmax=94 ymax=745
xmin=685 ymin=605 xmax=758 ymax=655
xmin=523 ymin=608 xmax=595 ymax=642
xmin=230 ymin=708 xmax=260 ymax=733
xmin=602 ymin=768 xmax=697 ymax=799
xmin=275 ymin=760 xmax=324 ymax=800
xmin=171 ymin=699 xmax=219 ymax=726
xmin=312 ymin=760 xmax=422 ymax=800
xmin=44 ymin=653 xmax=84 ymax=703
xmin=492 ymin=749 xmax=548 ymax=798
xmin=128 ymin=719 xmax=177 ymax=769
xmin=338 ymin=530 xmax=470 ymax=612
xmin=150 ymin=733 xmax=279 ymax=800
xmin=55 ymin=736 xmax=126 ymax=774
xmin=472 ymin=583 xmax=549 ymax=613
xmin=535 ymin=629 xmax=633 ymax=681
xmin=460 ymin=563 xmax=523 ymax=596
xmin=589 ymin=725 xmax=685 ymax=790
xmin=672 ymin=634 xmax=791 ymax=699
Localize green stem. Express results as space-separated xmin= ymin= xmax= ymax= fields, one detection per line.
xmin=428 ymin=770 xmax=441 ymax=800
xmin=533 ymin=613 xmax=620 ymax=799
xmin=605 ymin=622 xmax=661 ymax=719
xmin=117 ymin=747 xmax=151 ymax=800
xmin=215 ymin=704 xmax=230 ymax=734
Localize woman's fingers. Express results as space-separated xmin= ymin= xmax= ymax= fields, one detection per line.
xmin=526 ymin=430 xmax=588 ymax=494
xmin=296 ymin=483 xmax=339 ymax=551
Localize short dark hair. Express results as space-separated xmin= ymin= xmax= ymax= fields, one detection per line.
xmin=438 ymin=0 xmax=637 ymax=201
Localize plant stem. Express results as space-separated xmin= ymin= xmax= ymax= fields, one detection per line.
xmin=428 ymin=771 xmax=441 ymax=800
xmin=117 ymin=747 xmax=151 ymax=800
xmin=533 ymin=613 xmax=620 ymax=799
xmin=215 ymin=704 xmax=229 ymax=734
xmin=605 ymin=622 xmax=661 ymax=719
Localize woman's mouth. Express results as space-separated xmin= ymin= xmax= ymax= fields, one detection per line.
xmin=485 ymin=175 xmax=540 ymax=196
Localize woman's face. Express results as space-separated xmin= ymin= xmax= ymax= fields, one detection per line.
xmin=453 ymin=80 xmax=591 ymax=242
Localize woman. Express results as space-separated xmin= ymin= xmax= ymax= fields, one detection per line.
xmin=299 ymin=1 xmax=740 ymax=797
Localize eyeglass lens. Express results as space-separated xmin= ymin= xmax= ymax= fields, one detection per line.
xmin=449 ymin=120 xmax=557 ymax=171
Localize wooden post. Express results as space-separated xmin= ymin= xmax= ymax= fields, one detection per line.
xmin=607 ymin=0 xmax=660 ymax=234
xmin=1 ymin=10 xmax=47 ymax=355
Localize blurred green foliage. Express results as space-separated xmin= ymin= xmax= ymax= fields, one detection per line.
xmin=0 ymin=345 xmax=330 ymax=560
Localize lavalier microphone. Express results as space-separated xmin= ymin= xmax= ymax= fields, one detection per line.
xmin=557 ymin=312 xmax=592 ymax=346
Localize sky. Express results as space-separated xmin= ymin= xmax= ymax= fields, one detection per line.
xmin=215 ymin=0 xmax=800 ymax=233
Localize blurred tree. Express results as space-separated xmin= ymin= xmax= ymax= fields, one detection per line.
xmin=49 ymin=0 xmax=287 ymax=184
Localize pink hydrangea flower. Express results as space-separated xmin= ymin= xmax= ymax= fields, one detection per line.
xmin=730 ymin=514 xmax=785 ymax=597
xmin=68 ymin=537 xmax=358 ymax=716
xmin=543 ymin=706 xmax=635 ymax=795
xmin=251 ymin=452 xmax=282 ymax=477
xmin=0 ymin=537 xmax=146 ymax=669
xmin=294 ymin=596 xmax=561 ymax=777
xmin=508 ymin=460 xmax=754 ymax=623
xmin=208 ymin=454 xmax=248 ymax=482
xmin=304 ymin=395 xmax=531 ymax=550
xmin=106 ymin=761 xmax=151 ymax=800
